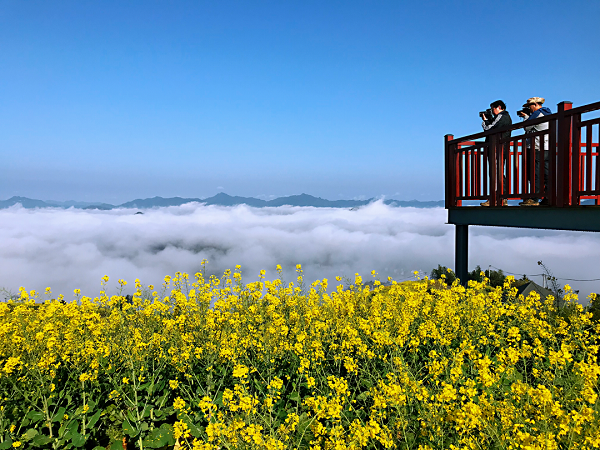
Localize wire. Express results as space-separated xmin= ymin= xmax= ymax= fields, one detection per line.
xmin=556 ymin=277 xmax=600 ymax=282
xmin=488 ymin=265 xmax=544 ymax=277
xmin=488 ymin=265 xmax=600 ymax=282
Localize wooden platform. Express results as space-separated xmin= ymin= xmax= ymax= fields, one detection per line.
xmin=448 ymin=206 xmax=600 ymax=232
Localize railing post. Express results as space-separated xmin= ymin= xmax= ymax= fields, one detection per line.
xmin=571 ymin=112 xmax=582 ymax=205
xmin=556 ymin=101 xmax=573 ymax=207
xmin=445 ymin=134 xmax=454 ymax=208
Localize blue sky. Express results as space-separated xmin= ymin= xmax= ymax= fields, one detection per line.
xmin=1 ymin=0 xmax=599 ymax=203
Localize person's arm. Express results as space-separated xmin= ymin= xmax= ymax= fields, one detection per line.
xmin=482 ymin=113 xmax=503 ymax=131
xmin=524 ymin=110 xmax=544 ymax=132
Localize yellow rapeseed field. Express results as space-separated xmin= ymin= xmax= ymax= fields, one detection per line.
xmin=1 ymin=264 xmax=599 ymax=449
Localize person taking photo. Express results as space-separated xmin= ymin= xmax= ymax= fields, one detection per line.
xmin=517 ymin=97 xmax=552 ymax=206
xmin=480 ymin=100 xmax=512 ymax=207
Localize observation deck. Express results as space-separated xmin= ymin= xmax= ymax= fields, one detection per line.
xmin=444 ymin=100 xmax=600 ymax=282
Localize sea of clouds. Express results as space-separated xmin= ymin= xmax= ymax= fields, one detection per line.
xmin=1 ymin=201 xmax=599 ymax=302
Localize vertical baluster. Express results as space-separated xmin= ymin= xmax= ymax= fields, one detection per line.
xmin=529 ymin=138 xmax=536 ymax=197
xmin=587 ymin=125 xmax=593 ymax=192
xmin=500 ymin=141 xmax=506 ymax=199
xmin=595 ymin=126 xmax=600 ymax=205
xmin=465 ymin=149 xmax=471 ymax=197
xmin=475 ymin=146 xmax=480 ymax=197
xmin=521 ymin=138 xmax=528 ymax=194
xmin=472 ymin=147 xmax=476 ymax=197
xmin=472 ymin=147 xmax=477 ymax=197
xmin=458 ymin=150 xmax=463 ymax=201
xmin=580 ymin=144 xmax=585 ymax=194
xmin=513 ymin=139 xmax=521 ymax=194
xmin=540 ymin=132 xmax=546 ymax=200
xmin=507 ymin=141 xmax=512 ymax=196
xmin=483 ymin=144 xmax=488 ymax=197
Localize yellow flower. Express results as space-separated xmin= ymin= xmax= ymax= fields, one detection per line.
xmin=173 ymin=397 xmax=186 ymax=411
xmin=174 ymin=420 xmax=190 ymax=440
xmin=79 ymin=373 xmax=91 ymax=383
xmin=233 ymin=364 xmax=249 ymax=379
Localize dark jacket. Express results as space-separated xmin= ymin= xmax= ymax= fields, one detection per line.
xmin=482 ymin=110 xmax=512 ymax=140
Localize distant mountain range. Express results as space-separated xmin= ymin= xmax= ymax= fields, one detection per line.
xmin=0 ymin=193 xmax=444 ymax=210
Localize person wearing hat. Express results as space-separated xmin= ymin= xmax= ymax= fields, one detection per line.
xmin=518 ymin=97 xmax=552 ymax=206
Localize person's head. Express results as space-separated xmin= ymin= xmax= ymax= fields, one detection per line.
xmin=523 ymin=97 xmax=545 ymax=112
xmin=490 ymin=100 xmax=506 ymax=115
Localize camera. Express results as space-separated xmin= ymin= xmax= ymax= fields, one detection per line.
xmin=517 ymin=107 xmax=530 ymax=117
xmin=479 ymin=108 xmax=493 ymax=119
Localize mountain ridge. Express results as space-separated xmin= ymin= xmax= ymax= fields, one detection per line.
xmin=0 ymin=193 xmax=444 ymax=210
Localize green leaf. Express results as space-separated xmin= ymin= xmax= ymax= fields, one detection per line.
xmin=87 ymin=410 xmax=102 ymax=429
xmin=356 ymin=391 xmax=370 ymax=401
xmin=126 ymin=410 xmax=137 ymax=424
xmin=107 ymin=436 xmax=124 ymax=450
xmin=253 ymin=378 xmax=265 ymax=393
xmin=213 ymin=391 xmax=224 ymax=407
xmin=68 ymin=420 xmax=79 ymax=434
xmin=0 ymin=438 xmax=13 ymax=450
xmin=31 ymin=434 xmax=53 ymax=447
xmin=26 ymin=411 xmax=45 ymax=423
xmin=142 ymin=424 xmax=175 ymax=449
xmin=52 ymin=407 xmax=67 ymax=422
xmin=289 ymin=392 xmax=301 ymax=402
xmin=122 ymin=419 xmax=138 ymax=437
xmin=71 ymin=431 xmax=86 ymax=447
xmin=277 ymin=408 xmax=287 ymax=420
xmin=183 ymin=417 xmax=202 ymax=439
xmin=23 ymin=428 xmax=38 ymax=440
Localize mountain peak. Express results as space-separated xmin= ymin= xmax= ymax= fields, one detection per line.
xmin=1 ymin=194 xmax=444 ymax=210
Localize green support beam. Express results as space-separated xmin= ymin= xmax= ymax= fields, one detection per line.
xmin=448 ymin=207 xmax=600 ymax=232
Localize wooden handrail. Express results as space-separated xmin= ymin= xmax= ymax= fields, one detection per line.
xmin=448 ymin=112 xmax=560 ymax=144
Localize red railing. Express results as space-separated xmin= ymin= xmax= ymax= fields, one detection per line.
xmin=445 ymin=101 xmax=600 ymax=207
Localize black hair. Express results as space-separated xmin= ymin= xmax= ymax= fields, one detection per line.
xmin=490 ymin=100 xmax=506 ymax=110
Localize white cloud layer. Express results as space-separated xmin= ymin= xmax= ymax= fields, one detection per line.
xmin=1 ymin=201 xmax=599 ymax=302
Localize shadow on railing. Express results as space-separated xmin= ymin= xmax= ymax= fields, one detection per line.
xmin=445 ymin=101 xmax=600 ymax=208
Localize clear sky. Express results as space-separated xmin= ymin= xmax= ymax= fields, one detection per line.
xmin=2 ymin=0 xmax=599 ymax=204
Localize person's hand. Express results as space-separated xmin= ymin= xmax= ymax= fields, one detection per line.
xmin=481 ymin=114 xmax=487 ymax=121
